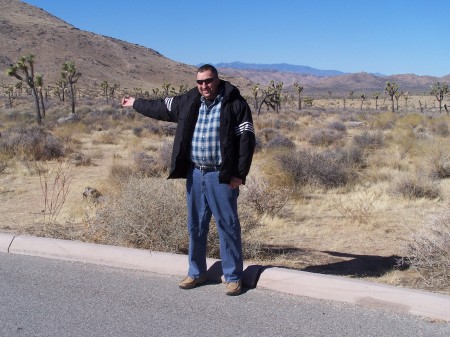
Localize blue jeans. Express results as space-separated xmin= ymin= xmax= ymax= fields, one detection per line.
xmin=186 ymin=166 xmax=243 ymax=282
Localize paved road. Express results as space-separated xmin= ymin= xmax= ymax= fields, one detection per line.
xmin=1 ymin=253 xmax=449 ymax=337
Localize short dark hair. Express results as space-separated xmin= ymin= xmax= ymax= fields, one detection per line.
xmin=197 ymin=64 xmax=218 ymax=77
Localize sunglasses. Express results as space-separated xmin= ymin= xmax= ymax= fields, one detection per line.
xmin=196 ymin=78 xmax=215 ymax=85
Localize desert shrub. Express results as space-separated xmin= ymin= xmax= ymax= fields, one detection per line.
xmin=400 ymin=210 xmax=450 ymax=290
xmin=241 ymin=176 xmax=292 ymax=216
xmin=89 ymin=176 xmax=263 ymax=259
xmin=339 ymin=112 xmax=360 ymax=123
xmin=0 ymin=154 xmax=8 ymax=174
xmin=108 ymin=162 xmax=135 ymax=185
xmin=328 ymin=146 xmax=366 ymax=169
xmin=133 ymin=127 xmax=143 ymax=137
xmin=432 ymin=121 xmax=450 ymax=137
xmin=132 ymin=152 xmax=161 ymax=177
xmin=327 ymin=120 xmax=347 ymax=132
xmin=142 ymin=120 xmax=162 ymax=135
xmin=390 ymin=173 xmax=441 ymax=200
xmin=0 ymin=126 xmax=64 ymax=160
xmin=157 ymin=141 xmax=173 ymax=173
xmin=259 ymin=127 xmax=279 ymax=144
xmin=368 ymin=111 xmax=395 ymax=130
xmin=254 ymin=135 xmax=263 ymax=153
xmin=68 ymin=152 xmax=92 ymax=167
xmin=396 ymin=113 xmax=425 ymax=130
xmin=277 ymin=149 xmax=354 ymax=189
xmin=266 ymin=134 xmax=295 ymax=149
xmin=93 ymin=130 xmax=118 ymax=144
xmin=308 ymin=129 xmax=345 ymax=147
xmin=91 ymin=177 xmax=188 ymax=252
xmin=346 ymin=146 xmax=366 ymax=168
xmin=161 ymin=123 xmax=177 ymax=136
xmin=425 ymin=142 xmax=450 ymax=179
xmin=274 ymin=119 xmax=296 ymax=131
xmin=352 ymin=131 xmax=384 ymax=152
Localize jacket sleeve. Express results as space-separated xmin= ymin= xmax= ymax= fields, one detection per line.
xmin=234 ymin=98 xmax=256 ymax=181
xmin=132 ymin=96 xmax=181 ymax=123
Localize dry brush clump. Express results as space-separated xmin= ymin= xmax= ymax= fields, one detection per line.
xmin=400 ymin=209 xmax=450 ymax=291
xmin=240 ymin=175 xmax=293 ymax=217
xmin=308 ymin=128 xmax=346 ymax=147
xmin=90 ymin=177 xmax=189 ymax=252
xmin=0 ymin=126 xmax=65 ymax=161
xmin=87 ymin=175 xmax=265 ymax=259
xmin=389 ymin=173 xmax=442 ymax=200
xmin=275 ymin=148 xmax=359 ymax=191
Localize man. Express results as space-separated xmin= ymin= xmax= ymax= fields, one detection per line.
xmin=121 ymin=64 xmax=255 ymax=296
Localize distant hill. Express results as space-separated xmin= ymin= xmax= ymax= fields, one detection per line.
xmin=214 ymin=62 xmax=345 ymax=77
xmin=217 ymin=66 xmax=445 ymax=95
xmin=0 ymin=0 xmax=252 ymax=95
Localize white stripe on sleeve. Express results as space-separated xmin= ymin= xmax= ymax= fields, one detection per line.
xmin=235 ymin=121 xmax=255 ymax=136
xmin=164 ymin=97 xmax=174 ymax=111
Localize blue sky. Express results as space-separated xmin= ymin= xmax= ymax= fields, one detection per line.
xmin=23 ymin=0 xmax=450 ymax=77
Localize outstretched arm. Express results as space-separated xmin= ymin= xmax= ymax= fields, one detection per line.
xmin=121 ymin=96 xmax=135 ymax=107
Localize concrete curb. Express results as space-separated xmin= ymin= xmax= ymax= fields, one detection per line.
xmin=1 ymin=233 xmax=449 ymax=322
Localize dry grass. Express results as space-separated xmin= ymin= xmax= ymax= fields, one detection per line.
xmin=1 ymin=94 xmax=450 ymax=294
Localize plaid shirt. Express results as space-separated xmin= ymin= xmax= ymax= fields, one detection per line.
xmin=190 ymin=93 xmax=223 ymax=166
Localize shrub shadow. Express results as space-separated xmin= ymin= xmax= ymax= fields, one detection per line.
xmin=302 ymin=250 xmax=408 ymax=277
xmin=205 ymin=248 xmax=408 ymax=292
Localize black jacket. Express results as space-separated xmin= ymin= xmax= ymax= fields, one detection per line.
xmin=133 ymin=80 xmax=255 ymax=184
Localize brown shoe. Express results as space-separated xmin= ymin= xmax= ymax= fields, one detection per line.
xmin=179 ymin=275 xmax=207 ymax=289
xmin=225 ymin=280 xmax=242 ymax=296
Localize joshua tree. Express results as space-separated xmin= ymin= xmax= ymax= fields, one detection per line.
xmin=303 ymin=97 xmax=314 ymax=107
xmin=251 ymin=84 xmax=259 ymax=110
xmin=349 ymin=90 xmax=354 ymax=101
xmin=403 ymin=91 xmax=410 ymax=109
xmin=372 ymin=92 xmax=380 ymax=110
xmin=394 ymin=91 xmax=403 ymax=111
xmin=4 ymin=85 xmax=14 ymax=108
xmin=109 ymin=83 xmax=119 ymax=106
xmin=54 ymin=78 xmax=67 ymax=102
xmin=134 ymin=87 xmax=143 ymax=98
xmin=162 ymin=83 xmax=171 ymax=96
xmin=328 ymin=90 xmax=332 ymax=98
xmin=152 ymin=87 xmax=160 ymax=99
xmin=260 ymin=81 xmax=283 ymax=113
xmin=170 ymin=84 xmax=188 ymax=96
xmin=35 ymin=75 xmax=46 ymax=117
xmin=430 ymin=82 xmax=449 ymax=113
xmin=61 ymin=61 xmax=81 ymax=114
xmin=385 ymin=81 xmax=399 ymax=112
xmin=7 ymin=54 xmax=42 ymax=124
xmin=360 ymin=93 xmax=366 ymax=110
xmin=293 ymin=82 xmax=303 ymax=110
xmin=15 ymin=81 xmax=23 ymax=96
xmin=101 ymin=80 xmax=109 ymax=103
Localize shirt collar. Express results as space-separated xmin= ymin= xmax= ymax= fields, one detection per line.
xmin=200 ymin=87 xmax=224 ymax=104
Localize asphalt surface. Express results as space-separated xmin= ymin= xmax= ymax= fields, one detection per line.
xmin=2 ymin=253 xmax=450 ymax=337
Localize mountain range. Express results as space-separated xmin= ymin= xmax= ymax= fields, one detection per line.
xmin=0 ymin=0 xmax=448 ymax=97
xmin=214 ymin=62 xmax=345 ymax=77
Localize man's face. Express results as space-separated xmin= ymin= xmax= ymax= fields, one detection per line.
xmin=196 ymin=69 xmax=220 ymax=99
